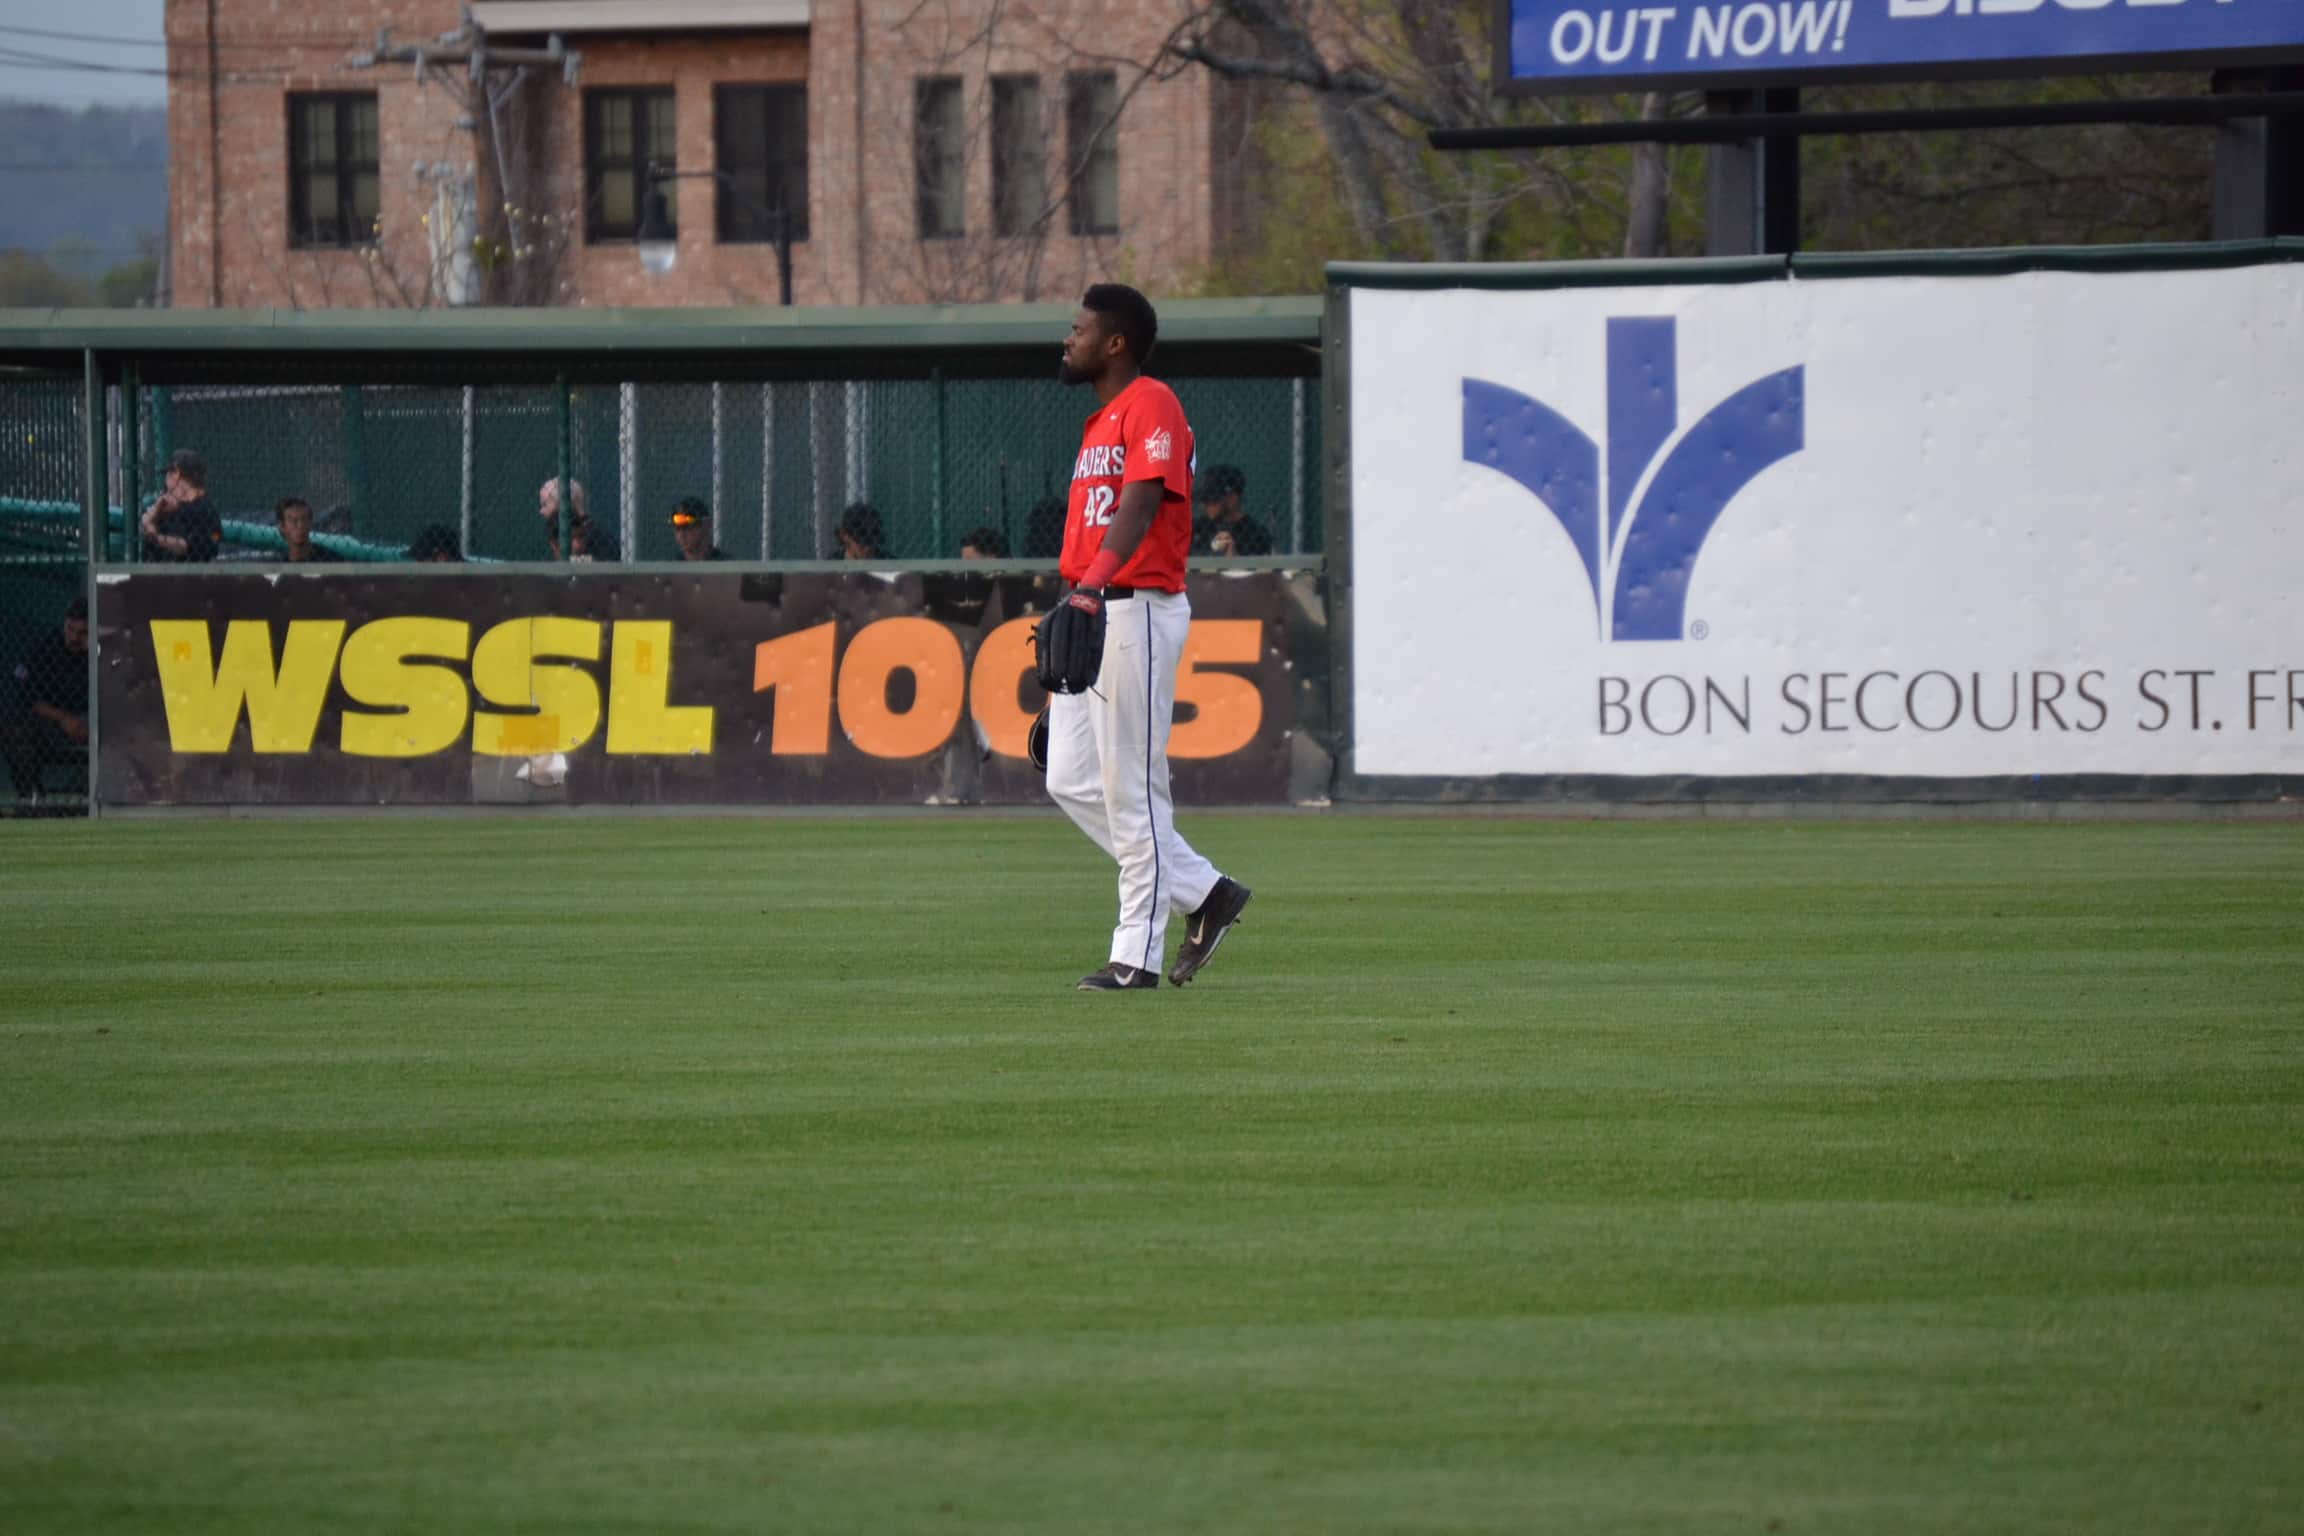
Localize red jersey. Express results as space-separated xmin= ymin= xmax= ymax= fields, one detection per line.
xmin=1060 ymin=376 xmax=1195 ymax=591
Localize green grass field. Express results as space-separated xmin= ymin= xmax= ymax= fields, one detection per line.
xmin=2 ymin=814 xmax=2299 ymax=1534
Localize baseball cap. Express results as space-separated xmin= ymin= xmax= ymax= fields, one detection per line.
xmin=1197 ymin=464 xmax=1245 ymax=501
xmin=670 ymin=497 xmax=710 ymax=527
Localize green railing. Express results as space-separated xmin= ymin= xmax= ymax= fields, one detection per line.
xmin=0 ymin=498 xmax=407 ymax=563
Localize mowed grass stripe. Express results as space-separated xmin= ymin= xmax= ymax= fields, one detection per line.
xmin=1 ymin=816 xmax=2298 ymax=1534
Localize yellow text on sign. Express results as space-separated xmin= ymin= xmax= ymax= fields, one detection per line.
xmin=752 ymin=616 xmax=1263 ymax=759
xmin=149 ymin=617 xmax=713 ymax=756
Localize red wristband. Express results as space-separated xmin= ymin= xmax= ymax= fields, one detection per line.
xmin=1080 ymin=549 xmax=1124 ymax=591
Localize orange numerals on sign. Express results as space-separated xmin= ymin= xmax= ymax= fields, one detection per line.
xmin=753 ymin=616 xmax=1264 ymax=759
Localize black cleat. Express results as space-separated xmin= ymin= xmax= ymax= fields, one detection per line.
xmin=1169 ymin=877 xmax=1252 ymax=987
xmin=1077 ymin=963 xmax=1159 ymax=991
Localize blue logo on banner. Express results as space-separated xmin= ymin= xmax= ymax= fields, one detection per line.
xmin=1462 ymin=319 xmax=1803 ymax=642
xmin=1508 ymin=0 xmax=2304 ymax=88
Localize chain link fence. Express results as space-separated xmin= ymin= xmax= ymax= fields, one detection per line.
xmin=0 ymin=371 xmax=89 ymax=815
xmin=66 ymin=371 xmax=1319 ymax=565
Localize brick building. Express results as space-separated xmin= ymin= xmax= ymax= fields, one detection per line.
xmin=166 ymin=0 xmax=1245 ymax=309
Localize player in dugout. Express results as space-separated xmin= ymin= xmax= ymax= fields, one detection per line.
xmin=1037 ymin=283 xmax=1253 ymax=992
xmin=670 ymin=497 xmax=730 ymax=560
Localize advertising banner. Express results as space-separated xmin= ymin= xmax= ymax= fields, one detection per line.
xmin=96 ymin=568 xmax=1313 ymax=806
xmin=1501 ymin=0 xmax=2304 ymax=92
xmin=1346 ymin=264 xmax=2304 ymax=785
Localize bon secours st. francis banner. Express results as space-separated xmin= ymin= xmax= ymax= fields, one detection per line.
xmin=1505 ymin=0 xmax=2304 ymax=92
xmin=95 ymin=569 xmax=1313 ymax=806
xmin=1346 ymin=262 xmax=2304 ymax=784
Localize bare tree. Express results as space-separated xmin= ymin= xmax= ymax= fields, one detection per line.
xmin=1621 ymin=94 xmax=1671 ymax=258
xmin=1157 ymin=4 xmax=2216 ymax=278
xmin=1801 ymin=75 xmax=2214 ymax=250
xmin=862 ymin=0 xmax=1200 ymax=303
xmin=336 ymin=27 xmax=583 ymax=308
xmin=1161 ymin=0 xmax=1694 ymax=264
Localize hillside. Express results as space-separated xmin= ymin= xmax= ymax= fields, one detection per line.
xmin=0 ymin=99 xmax=168 ymax=280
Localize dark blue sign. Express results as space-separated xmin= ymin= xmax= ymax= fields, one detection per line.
xmin=1504 ymin=0 xmax=2304 ymax=91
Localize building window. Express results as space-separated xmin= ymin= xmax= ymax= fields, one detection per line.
xmin=714 ymin=85 xmax=809 ymax=245
xmin=991 ymin=75 xmax=1046 ymax=238
xmin=287 ymin=93 xmax=380 ymax=248
xmin=914 ymin=76 xmax=966 ymax=240
xmin=1066 ymin=72 xmax=1119 ymax=236
xmin=586 ymin=88 xmax=676 ymax=242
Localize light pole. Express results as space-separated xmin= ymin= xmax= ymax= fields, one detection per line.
xmin=637 ymin=163 xmax=793 ymax=306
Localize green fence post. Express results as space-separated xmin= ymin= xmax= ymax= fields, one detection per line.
xmin=932 ymin=366 xmax=947 ymax=559
xmin=556 ymin=371 xmax=573 ymax=560
xmin=341 ymin=385 xmax=369 ymax=537
xmin=118 ymin=362 xmax=140 ymax=563
xmin=81 ymin=350 xmax=106 ymax=563
xmin=1292 ymin=376 xmax=1308 ymax=556
xmin=81 ymin=349 xmax=106 ymax=819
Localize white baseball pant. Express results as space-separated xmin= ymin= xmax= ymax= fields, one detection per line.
xmin=1044 ymin=589 xmax=1222 ymax=973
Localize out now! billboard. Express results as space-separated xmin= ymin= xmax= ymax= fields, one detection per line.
xmin=1344 ymin=262 xmax=2304 ymax=787
xmin=96 ymin=569 xmax=1313 ymax=806
xmin=1499 ymin=0 xmax=2304 ymax=92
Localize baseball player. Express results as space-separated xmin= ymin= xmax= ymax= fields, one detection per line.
xmin=1041 ymin=284 xmax=1252 ymax=992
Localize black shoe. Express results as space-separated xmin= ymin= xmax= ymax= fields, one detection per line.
xmin=1169 ymin=877 xmax=1252 ymax=987
xmin=1077 ymin=963 xmax=1158 ymax=991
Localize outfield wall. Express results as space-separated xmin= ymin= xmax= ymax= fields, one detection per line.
xmin=17 ymin=245 xmax=2304 ymax=811
xmin=94 ymin=565 xmax=1323 ymax=807
xmin=1327 ymin=242 xmax=2304 ymax=802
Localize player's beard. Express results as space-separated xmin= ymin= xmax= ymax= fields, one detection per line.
xmin=1057 ymin=358 xmax=1092 ymax=387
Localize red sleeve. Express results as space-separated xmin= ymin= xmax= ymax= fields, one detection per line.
xmin=1120 ymin=386 xmax=1192 ymax=502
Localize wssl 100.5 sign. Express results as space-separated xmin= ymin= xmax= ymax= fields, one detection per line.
xmin=1501 ymin=0 xmax=2304 ymax=92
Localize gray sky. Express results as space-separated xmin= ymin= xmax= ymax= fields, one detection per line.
xmin=0 ymin=0 xmax=167 ymax=110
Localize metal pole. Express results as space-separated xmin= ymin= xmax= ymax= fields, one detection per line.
xmin=618 ymin=382 xmax=639 ymax=560
xmin=845 ymin=381 xmax=866 ymax=510
xmin=1703 ymin=88 xmax=1799 ymax=257
xmin=760 ymin=381 xmax=774 ymax=559
xmin=1760 ymin=88 xmax=1801 ymax=255
xmin=460 ymin=384 xmax=476 ymax=558
xmin=82 ymin=351 xmax=106 ymax=563
xmin=556 ymin=370 xmax=573 ymax=560
xmin=105 ymin=385 xmax=121 ymax=528
xmin=931 ymin=365 xmax=946 ymax=558
xmin=1705 ymin=92 xmax=1760 ymax=256
xmin=808 ymin=381 xmax=827 ymax=554
xmin=119 ymin=362 xmax=141 ymax=564
xmin=1431 ymin=90 xmax=2304 ymax=151
xmin=82 ymin=349 xmax=105 ymax=820
xmin=2212 ymin=68 xmax=2304 ymax=239
xmin=775 ymin=205 xmax=793 ymax=307
xmin=711 ymin=381 xmax=725 ymax=534
xmin=1290 ymin=376 xmax=1306 ymax=556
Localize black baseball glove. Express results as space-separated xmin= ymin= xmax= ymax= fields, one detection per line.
xmin=1034 ymin=588 xmax=1106 ymax=696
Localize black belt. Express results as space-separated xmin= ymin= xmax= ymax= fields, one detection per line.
xmin=1105 ymin=585 xmax=1139 ymax=599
